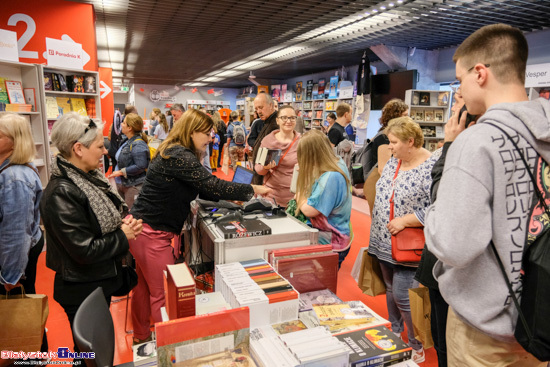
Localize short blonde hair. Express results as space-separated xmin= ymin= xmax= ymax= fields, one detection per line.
xmin=0 ymin=113 xmax=36 ymax=164
xmin=51 ymin=113 xmax=103 ymax=158
xmin=385 ymin=116 xmax=424 ymax=148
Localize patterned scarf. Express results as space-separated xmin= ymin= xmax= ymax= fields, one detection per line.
xmin=51 ymin=155 xmax=128 ymax=235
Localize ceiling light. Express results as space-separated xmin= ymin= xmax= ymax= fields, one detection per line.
xmin=364 ymin=12 xmax=371 ymax=16
xmin=397 ymin=0 xmax=403 ymax=3
xmin=188 ymin=82 xmax=206 ymax=87
xmin=216 ymin=70 xmax=242 ymax=77
xmin=372 ymin=9 xmax=378 ymax=13
xmin=380 ymin=6 xmax=386 ymax=10
xmin=201 ymin=76 xmax=223 ymax=82
xmin=389 ymin=3 xmax=395 ymax=6
xmin=233 ymin=60 xmax=266 ymax=70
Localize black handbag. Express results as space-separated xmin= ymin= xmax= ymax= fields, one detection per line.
xmin=112 ymin=253 xmax=138 ymax=297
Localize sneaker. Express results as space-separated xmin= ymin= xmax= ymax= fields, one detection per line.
xmin=133 ymin=334 xmax=153 ymax=346
xmin=411 ymin=347 xmax=425 ymax=363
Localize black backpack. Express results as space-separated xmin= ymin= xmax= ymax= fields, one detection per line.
xmin=349 ymin=131 xmax=384 ymax=185
xmin=488 ymin=123 xmax=550 ymax=362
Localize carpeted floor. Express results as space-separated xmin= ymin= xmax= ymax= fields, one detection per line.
xmin=37 ymin=166 xmax=437 ymax=366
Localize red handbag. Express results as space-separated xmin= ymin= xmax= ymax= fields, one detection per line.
xmin=389 ymin=160 xmax=424 ymax=263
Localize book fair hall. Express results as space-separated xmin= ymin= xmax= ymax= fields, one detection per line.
xmin=3 ymin=1 xmax=550 ymax=366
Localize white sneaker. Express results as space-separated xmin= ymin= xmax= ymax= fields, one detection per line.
xmin=412 ymin=347 xmax=425 ymax=363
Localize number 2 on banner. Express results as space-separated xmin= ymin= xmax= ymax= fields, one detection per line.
xmin=7 ymin=13 xmax=38 ymax=59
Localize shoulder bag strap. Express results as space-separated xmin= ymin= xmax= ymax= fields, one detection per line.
xmin=485 ymin=122 xmax=547 ymax=341
xmin=0 ymin=163 xmax=39 ymax=177
xmin=0 ymin=163 xmax=14 ymax=175
xmin=264 ymin=134 xmax=299 ymax=185
xmin=389 ymin=160 xmax=402 ymax=221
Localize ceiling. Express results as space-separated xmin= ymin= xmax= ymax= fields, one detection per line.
xmin=71 ymin=0 xmax=550 ymax=88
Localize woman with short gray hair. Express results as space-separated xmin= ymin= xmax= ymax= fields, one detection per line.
xmin=40 ymin=112 xmax=143 ymax=357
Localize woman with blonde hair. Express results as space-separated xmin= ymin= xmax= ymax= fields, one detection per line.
xmin=109 ymin=113 xmax=150 ymax=209
xmin=295 ymin=129 xmax=352 ymax=267
xmin=0 ymin=113 xmax=43 ymax=296
xmin=149 ymin=107 xmax=161 ymax=132
xmin=367 ymin=116 xmax=441 ymax=363
xmin=129 ymin=109 xmax=272 ymax=344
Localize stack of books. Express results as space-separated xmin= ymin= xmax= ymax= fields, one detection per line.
xmin=255 ymin=147 xmax=281 ymax=166
xmin=267 ymin=244 xmax=338 ymax=294
xmin=195 ymin=291 xmax=231 ymax=315
xmin=215 ymin=259 xmax=299 ymax=328
xmin=312 ymin=302 xmax=377 ymax=332
xmin=334 ymin=325 xmax=413 ymax=366
xmin=5 ymin=104 xmax=32 ymax=112
xmin=250 ymin=325 xmax=349 ymax=367
xmin=164 ymin=263 xmax=196 ymax=320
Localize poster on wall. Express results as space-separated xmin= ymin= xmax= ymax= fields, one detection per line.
xmin=295 ymin=82 xmax=303 ymax=101
xmin=0 ymin=29 xmax=19 ymax=62
xmin=271 ymin=84 xmax=281 ymax=102
xmin=0 ymin=0 xmax=98 ymax=70
xmin=316 ymin=79 xmax=326 ymax=100
xmin=305 ymin=80 xmax=313 ymax=100
xmin=328 ymin=76 xmax=339 ymax=99
xmin=258 ymin=85 xmax=268 ymax=94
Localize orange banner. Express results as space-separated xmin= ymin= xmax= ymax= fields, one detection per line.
xmin=0 ymin=0 xmax=97 ymax=70
xmin=99 ymin=67 xmax=114 ymax=136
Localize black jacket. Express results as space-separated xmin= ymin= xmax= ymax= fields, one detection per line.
xmin=41 ymin=177 xmax=129 ymax=283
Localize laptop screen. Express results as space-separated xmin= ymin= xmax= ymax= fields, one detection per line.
xmin=232 ymin=165 xmax=254 ymax=185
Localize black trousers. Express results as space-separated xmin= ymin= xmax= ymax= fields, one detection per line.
xmin=429 ymin=287 xmax=449 ymax=367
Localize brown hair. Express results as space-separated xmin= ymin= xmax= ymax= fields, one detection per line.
xmin=158 ymin=113 xmax=169 ymax=132
xmin=124 ymin=113 xmax=149 ymax=144
xmin=230 ymin=110 xmax=239 ymax=121
xmin=385 ymin=116 xmax=424 ymax=148
xmin=336 ymin=103 xmax=351 ymax=118
xmin=157 ymin=109 xmax=213 ymax=160
xmin=380 ymin=99 xmax=409 ymax=129
xmin=277 ymin=105 xmax=294 ymax=117
xmin=124 ymin=105 xmax=137 ymax=115
xmin=453 ymin=23 xmax=528 ymax=84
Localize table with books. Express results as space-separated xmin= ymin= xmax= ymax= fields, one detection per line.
xmin=187 ymin=201 xmax=319 ymax=265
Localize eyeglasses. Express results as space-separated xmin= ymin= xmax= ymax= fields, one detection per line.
xmin=75 ymin=119 xmax=97 ymax=144
xmin=450 ymin=63 xmax=491 ymax=94
xmin=278 ymin=116 xmax=297 ymax=122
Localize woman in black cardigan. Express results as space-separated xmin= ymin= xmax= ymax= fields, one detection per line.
xmin=130 ymin=109 xmax=272 ymax=344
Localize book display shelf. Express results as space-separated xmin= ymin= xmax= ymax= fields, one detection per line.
xmin=0 ymin=60 xmax=49 ymax=186
xmin=298 ymin=96 xmax=354 ymax=131
xmin=38 ymin=65 xmax=102 ymax=172
xmin=405 ymin=89 xmax=451 ymax=152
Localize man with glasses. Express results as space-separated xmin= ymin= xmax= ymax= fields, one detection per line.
xmin=425 ymin=24 xmax=550 ymax=366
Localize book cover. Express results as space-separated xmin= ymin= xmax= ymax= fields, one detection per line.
xmin=272 ymin=319 xmax=308 ymax=335
xmin=325 ymin=100 xmax=336 ymax=111
xmin=23 ymin=88 xmax=36 ymax=112
xmin=313 ymin=303 xmax=376 ymax=330
xmin=305 ymin=80 xmax=313 ymax=100
xmin=155 ymin=307 xmax=250 ymax=367
xmin=414 ymin=110 xmax=424 ymax=122
xmin=434 ymin=111 xmax=443 ymax=122
xmin=216 ymin=219 xmax=272 ymax=239
xmin=0 ymin=78 xmax=9 ymax=104
xmin=5 ymin=80 xmax=25 ymax=104
xmin=70 ymin=98 xmax=87 ymax=116
xmin=264 ymin=148 xmax=281 ymax=166
xmin=57 ymin=74 xmax=68 ymax=92
xmin=56 ymin=97 xmax=72 ymax=115
xmin=84 ymin=75 xmax=96 ymax=93
xmin=276 ymin=252 xmax=339 ymax=294
xmin=85 ymin=98 xmax=96 ymax=118
xmin=271 ymin=84 xmax=281 ymax=102
xmin=317 ymin=78 xmax=326 ymax=99
xmin=43 ymin=73 xmax=53 ymax=91
xmin=424 ymin=109 xmax=434 ymax=122
xmin=438 ymin=91 xmax=450 ymax=106
xmin=299 ymin=289 xmax=342 ymax=312
xmin=257 ymin=85 xmax=268 ymax=94
xmin=68 ymin=75 xmax=84 ymax=92
xmin=328 ymin=75 xmax=339 ymax=98
xmin=419 ymin=92 xmax=430 ymax=106
xmin=295 ymin=81 xmax=303 ymax=101
xmin=165 ymin=263 xmax=196 ymax=320
xmin=52 ymin=73 xmax=61 ymax=91
xmin=334 ymin=325 xmax=412 ymax=366
xmin=45 ymin=96 xmax=59 ymax=119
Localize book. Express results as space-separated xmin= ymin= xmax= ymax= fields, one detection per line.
xmin=255 ymin=147 xmax=282 ymax=166
xmin=0 ymin=78 xmax=10 ymax=104
xmin=52 ymin=73 xmax=61 ymax=91
xmin=271 ymin=319 xmax=308 ymax=335
xmin=85 ymin=98 xmax=96 ymax=118
xmin=305 ymin=80 xmax=313 ymax=100
xmin=414 ymin=110 xmax=424 ymax=122
xmin=56 ymin=97 xmax=72 ymax=115
xmin=43 ymin=73 xmax=53 ymax=91
xmin=325 ymin=100 xmax=336 ymax=111
xmin=165 ymin=262 xmax=196 ymax=320
xmin=70 ymin=98 xmax=87 ymax=116
xmin=45 ymin=96 xmax=60 ymax=119
xmin=438 ymin=91 xmax=450 ymax=106
xmin=5 ymin=80 xmax=25 ymax=104
xmin=67 ymin=75 xmax=84 ymax=92
xmin=334 ymin=325 xmax=412 ymax=366
xmin=175 ymin=345 xmax=257 ymax=366
xmin=328 ymin=75 xmax=339 ymax=98
xmin=276 ymin=252 xmax=339 ymax=294
xmin=317 ymin=78 xmax=326 ymax=98
xmin=5 ymin=104 xmax=32 ymax=113
xmin=271 ymin=84 xmax=281 ymax=102
xmin=313 ymin=303 xmax=376 ymax=331
xmin=295 ymin=81 xmax=303 ymax=101
xmin=434 ymin=111 xmax=444 ymax=122
xmin=132 ymin=340 xmax=157 ymax=367
xmin=195 ymin=292 xmax=231 ymax=315
xmin=84 ymin=75 xmax=96 ymax=93
xmin=299 ymin=289 xmax=342 ymax=312
xmin=58 ymin=74 xmax=68 ymax=92
xmin=419 ymin=92 xmax=430 ymax=106
xmin=424 ymin=109 xmax=434 ymax=122
xmin=216 ymin=219 xmax=272 ymax=239
xmin=23 ymin=88 xmax=36 ymax=112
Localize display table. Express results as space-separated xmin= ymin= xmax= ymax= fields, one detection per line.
xmin=187 ymin=202 xmax=319 ymax=265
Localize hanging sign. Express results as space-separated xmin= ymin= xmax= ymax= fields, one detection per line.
xmin=0 ymin=29 xmax=19 ymax=62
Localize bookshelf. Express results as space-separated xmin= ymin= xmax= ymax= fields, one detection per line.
xmin=405 ymin=89 xmax=451 ymax=151
xmin=38 ymin=65 xmax=102 ymax=173
xmin=0 ymin=60 xmax=49 ymax=186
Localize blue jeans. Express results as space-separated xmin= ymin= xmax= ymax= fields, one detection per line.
xmin=379 ymin=261 xmax=422 ymax=351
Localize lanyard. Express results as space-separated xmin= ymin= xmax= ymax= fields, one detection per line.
xmin=389 ymin=159 xmax=402 ymax=220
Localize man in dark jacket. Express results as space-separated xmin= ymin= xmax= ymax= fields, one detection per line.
xmin=251 ymin=93 xmax=278 ymax=184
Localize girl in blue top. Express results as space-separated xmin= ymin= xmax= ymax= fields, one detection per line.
xmin=296 ymin=129 xmax=352 ymax=267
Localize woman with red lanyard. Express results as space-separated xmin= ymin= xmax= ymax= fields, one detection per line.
xmin=254 ymin=105 xmax=300 ymax=207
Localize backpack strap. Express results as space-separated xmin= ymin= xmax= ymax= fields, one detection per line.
xmin=485 ymin=122 xmax=546 ymax=342
xmin=0 ymin=162 xmax=39 ymax=177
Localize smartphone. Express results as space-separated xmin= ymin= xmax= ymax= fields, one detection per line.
xmin=460 ymin=105 xmax=477 ymax=128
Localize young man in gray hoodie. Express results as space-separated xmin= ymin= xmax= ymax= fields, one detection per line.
xmin=425 ymin=24 xmax=550 ymax=366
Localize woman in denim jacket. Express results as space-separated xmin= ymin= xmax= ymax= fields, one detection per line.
xmin=0 ymin=113 xmax=43 ymax=295
xmin=110 ymin=113 xmax=150 ymax=209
